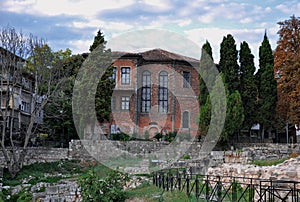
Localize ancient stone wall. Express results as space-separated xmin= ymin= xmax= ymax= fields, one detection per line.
xmin=0 ymin=141 xmax=299 ymax=167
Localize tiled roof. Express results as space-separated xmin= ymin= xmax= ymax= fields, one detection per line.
xmin=112 ymin=48 xmax=199 ymax=64
xmin=140 ymin=48 xmax=199 ymax=63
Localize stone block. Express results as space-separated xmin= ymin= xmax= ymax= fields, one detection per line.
xmin=46 ymin=186 xmax=58 ymax=195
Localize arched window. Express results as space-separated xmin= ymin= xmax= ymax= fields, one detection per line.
xmin=141 ymin=71 xmax=151 ymax=112
xmin=158 ymin=71 xmax=168 ymax=112
xmin=182 ymin=111 xmax=190 ymax=128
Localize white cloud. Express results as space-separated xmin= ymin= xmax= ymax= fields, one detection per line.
xmin=72 ymin=19 xmax=133 ymax=32
xmin=275 ymin=2 xmax=300 ymax=16
xmin=68 ymin=39 xmax=91 ymax=53
xmin=177 ymin=19 xmax=192 ymax=27
xmin=141 ymin=0 xmax=172 ymax=11
xmin=2 ymin=0 xmax=135 ymax=17
xmin=240 ymin=17 xmax=253 ymax=24
xmin=184 ymin=27 xmax=274 ymax=67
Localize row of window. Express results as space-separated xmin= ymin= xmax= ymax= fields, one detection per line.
xmin=112 ymin=67 xmax=192 ymax=88
xmin=111 ymin=96 xmax=190 ymax=128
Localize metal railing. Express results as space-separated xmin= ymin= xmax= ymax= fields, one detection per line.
xmin=153 ymin=168 xmax=300 ymax=201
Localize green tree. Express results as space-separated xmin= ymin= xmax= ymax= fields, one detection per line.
xmin=222 ymin=90 xmax=244 ymax=142
xmin=200 ymin=74 xmax=243 ymax=143
xmin=199 ymin=41 xmax=215 ymax=137
xmin=256 ymin=32 xmax=277 ymax=139
xmin=72 ymin=31 xmax=113 ymax=139
xmin=199 ymin=96 xmax=211 ymax=136
xmin=90 ymin=30 xmax=106 ymax=52
xmin=199 ymin=40 xmax=214 ymax=106
xmin=219 ymin=34 xmax=240 ymax=93
xmin=91 ymin=30 xmax=115 ymax=123
xmin=43 ymin=53 xmax=85 ymax=145
xmin=239 ymin=41 xmax=258 ymax=130
xmin=79 ymin=169 xmax=129 ymax=201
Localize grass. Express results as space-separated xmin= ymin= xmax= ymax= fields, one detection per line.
xmin=125 ymin=182 xmax=198 ymax=202
xmin=103 ymin=156 xmax=145 ymax=170
xmin=1 ymin=160 xmax=116 ymax=202
xmin=250 ymin=158 xmax=288 ymax=166
xmin=2 ymin=160 xmax=86 ymax=186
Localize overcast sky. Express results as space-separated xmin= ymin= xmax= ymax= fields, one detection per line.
xmin=1 ymin=0 xmax=299 ymax=66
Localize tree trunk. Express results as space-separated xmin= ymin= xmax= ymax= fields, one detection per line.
xmin=261 ymin=125 xmax=265 ymax=143
xmin=4 ymin=148 xmax=28 ymax=178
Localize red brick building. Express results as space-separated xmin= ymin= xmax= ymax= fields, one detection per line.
xmin=110 ymin=49 xmax=200 ymax=138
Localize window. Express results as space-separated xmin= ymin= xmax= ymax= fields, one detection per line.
xmin=182 ymin=111 xmax=190 ymax=128
xmin=121 ymin=96 xmax=130 ymax=110
xmin=141 ymin=71 xmax=151 ymax=112
xmin=158 ymin=71 xmax=168 ymax=113
xmin=21 ymin=101 xmax=31 ymax=113
xmin=121 ymin=67 xmax=130 ymax=85
xmin=110 ymin=67 xmax=117 ymax=81
xmin=111 ymin=96 xmax=116 ymax=110
xmin=183 ymin=71 xmax=191 ymax=88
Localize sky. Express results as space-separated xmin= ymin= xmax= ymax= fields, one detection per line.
xmin=1 ymin=0 xmax=300 ymax=66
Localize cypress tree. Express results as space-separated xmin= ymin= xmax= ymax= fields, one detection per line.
xmin=219 ymin=34 xmax=240 ymax=93
xmin=89 ymin=30 xmax=106 ymax=52
xmin=256 ymin=32 xmax=277 ymax=138
xmin=199 ymin=40 xmax=214 ymax=106
xmin=239 ymin=41 xmax=257 ymax=130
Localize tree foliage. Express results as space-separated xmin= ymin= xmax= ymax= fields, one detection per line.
xmin=90 ymin=30 xmax=106 ymax=52
xmin=43 ymin=53 xmax=85 ymax=145
xmin=274 ymin=15 xmax=300 ymax=125
xmin=256 ymin=33 xmax=277 ymax=132
xmin=239 ymin=41 xmax=258 ymax=129
xmin=79 ymin=169 xmax=129 ymax=201
xmin=0 ymin=26 xmax=63 ymax=177
xmin=199 ymin=41 xmax=215 ymax=136
xmin=92 ymin=30 xmax=115 ymax=123
xmin=222 ymin=90 xmax=244 ymax=141
xmin=219 ymin=34 xmax=240 ymax=93
xmin=72 ymin=30 xmax=113 ymax=139
xmin=199 ymin=40 xmax=214 ymax=106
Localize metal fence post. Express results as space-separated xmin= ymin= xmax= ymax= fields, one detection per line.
xmin=195 ymin=175 xmax=199 ymax=199
xmin=170 ymin=173 xmax=174 ymax=191
xmin=158 ymin=171 xmax=162 ymax=188
xmin=217 ymin=176 xmax=222 ymax=202
xmin=186 ymin=175 xmax=190 ymax=196
xmin=166 ymin=172 xmax=169 ymax=191
xmin=178 ymin=173 xmax=181 ymax=191
xmin=232 ymin=179 xmax=237 ymax=202
xmin=206 ymin=175 xmax=210 ymax=201
xmin=249 ymin=178 xmax=254 ymax=202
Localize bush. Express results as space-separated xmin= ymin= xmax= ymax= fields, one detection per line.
xmin=153 ymin=133 xmax=163 ymax=141
xmin=111 ymin=132 xmax=131 ymax=141
xmin=289 ymin=152 xmax=299 ymax=159
xmin=164 ymin=132 xmax=177 ymax=142
xmin=144 ymin=130 xmax=149 ymax=140
xmin=79 ymin=169 xmax=129 ymax=201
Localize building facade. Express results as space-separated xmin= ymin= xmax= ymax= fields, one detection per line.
xmin=110 ymin=49 xmax=200 ymax=138
xmin=0 ymin=47 xmax=43 ymax=138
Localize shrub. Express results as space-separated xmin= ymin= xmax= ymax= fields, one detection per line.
xmin=164 ymin=132 xmax=177 ymax=142
xmin=153 ymin=133 xmax=163 ymax=141
xmin=289 ymin=152 xmax=299 ymax=159
xmin=144 ymin=130 xmax=149 ymax=140
xmin=79 ymin=169 xmax=129 ymax=201
xmin=111 ymin=132 xmax=131 ymax=141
